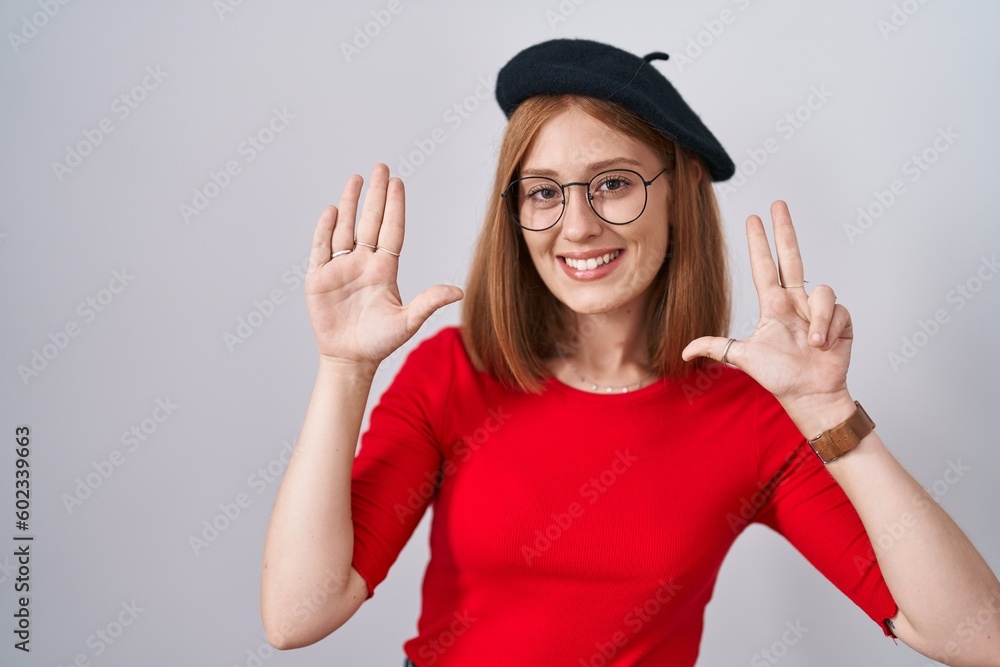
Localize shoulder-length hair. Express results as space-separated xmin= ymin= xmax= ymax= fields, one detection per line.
xmin=460 ymin=94 xmax=730 ymax=394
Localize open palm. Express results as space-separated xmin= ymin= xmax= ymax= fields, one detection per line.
xmin=683 ymin=200 xmax=852 ymax=410
xmin=305 ymin=164 xmax=463 ymax=370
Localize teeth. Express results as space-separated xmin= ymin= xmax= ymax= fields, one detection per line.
xmin=564 ymin=250 xmax=621 ymax=270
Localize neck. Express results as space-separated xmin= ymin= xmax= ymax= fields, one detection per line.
xmin=554 ymin=300 xmax=652 ymax=383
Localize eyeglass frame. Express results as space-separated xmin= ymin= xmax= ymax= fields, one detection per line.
xmin=502 ymin=166 xmax=668 ymax=232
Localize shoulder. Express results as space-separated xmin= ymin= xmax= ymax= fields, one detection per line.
xmin=678 ymin=362 xmax=775 ymax=414
xmin=677 ymin=364 xmax=808 ymax=484
xmin=368 ymin=327 xmax=467 ymax=435
xmin=399 ymin=324 xmax=467 ymax=365
xmin=384 ymin=325 xmax=476 ymax=387
xmin=678 ymin=364 xmax=799 ymax=445
xmin=375 ymin=326 xmax=484 ymax=444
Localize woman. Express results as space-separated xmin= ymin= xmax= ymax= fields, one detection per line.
xmin=260 ymin=39 xmax=1000 ymax=666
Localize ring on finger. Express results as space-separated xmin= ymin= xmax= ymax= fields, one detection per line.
xmin=331 ymin=249 xmax=353 ymax=259
xmin=377 ymin=246 xmax=400 ymax=257
xmin=780 ymin=279 xmax=809 ymax=289
xmin=721 ymin=338 xmax=739 ymax=369
xmin=355 ymin=241 xmax=377 ymax=251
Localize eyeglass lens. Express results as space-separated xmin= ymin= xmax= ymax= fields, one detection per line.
xmin=505 ymin=169 xmax=650 ymax=230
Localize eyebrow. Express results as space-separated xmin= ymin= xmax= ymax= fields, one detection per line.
xmin=520 ymin=157 xmax=644 ymax=178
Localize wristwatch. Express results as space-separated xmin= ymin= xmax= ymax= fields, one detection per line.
xmin=807 ymin=401 xmax=875 ymax=463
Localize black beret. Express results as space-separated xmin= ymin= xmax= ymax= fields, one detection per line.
xmin=495 ymin=38 xmax=735 ymax=182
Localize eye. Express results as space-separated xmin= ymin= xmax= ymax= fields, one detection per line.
xmin=594 ymin=174 xmax=632 ymax=194
xmin=527 ymin=185 xmax=560 ymax=201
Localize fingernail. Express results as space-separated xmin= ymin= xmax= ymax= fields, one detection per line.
xmin=811 ymin=333 xmax=823 ymax=344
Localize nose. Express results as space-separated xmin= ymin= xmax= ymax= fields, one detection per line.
xmin=559 ymin=183 xmax=603 ymax=242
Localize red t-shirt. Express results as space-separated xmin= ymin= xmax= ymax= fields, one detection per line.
xmin=350 ymin=326 xmax=898 ymax=666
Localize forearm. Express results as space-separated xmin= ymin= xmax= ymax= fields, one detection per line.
xmin=787 ymin=395 xmax=1000 ymax=665
xmin=260 ymin=357 xmax=376 ymax=643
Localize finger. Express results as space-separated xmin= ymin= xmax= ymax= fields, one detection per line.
xmin=333 ymin=174 xmax=363 ymax=255
xmin=356 ymin=164 xmax=390 ymax=248
xmin=770 ymin=200 xmax=806 ymax=289
xmin=806 ymin=284 xmax=837 ymax=347
xmin=824 ymin=304 xmax=853 ymax=350
xmin=681 ymin=335 xmax=734 ymax=364
xmin=746 ymin=215 xmax=780 ymax=300
xmin=376 ymin=176 xmax=405 ymax=257
xmin=403 ymin=284 xmax=465 ymax=337
xmin=308 ymin=206 xmax=338 ymax=272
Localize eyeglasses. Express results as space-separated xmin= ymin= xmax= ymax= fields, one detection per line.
xmin=502 ymin=167 xmax=667 ymax=232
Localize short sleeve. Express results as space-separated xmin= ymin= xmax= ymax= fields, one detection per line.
xmin=749 ymin=385 xmax=899 ymax=638
xmin=350 ymin=330 xmax=454 ymax=599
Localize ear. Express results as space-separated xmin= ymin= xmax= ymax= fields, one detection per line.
xmin=690 ymin=158 xmax=703 ymax=183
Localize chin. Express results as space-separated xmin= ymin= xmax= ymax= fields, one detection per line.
xmin=552 ymin=288 xmax=642 ymax=318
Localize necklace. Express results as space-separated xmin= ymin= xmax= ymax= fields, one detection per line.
xmin=556 ymin=347 xmax=657 ymax=393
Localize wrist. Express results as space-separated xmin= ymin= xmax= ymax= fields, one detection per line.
xmin=317 ymin=354 xmax=379 ymax=383
xmin=781 ymin=390 xmax=858 ymax=441
xmin=784 ymin=393 xmax=877 ymax=465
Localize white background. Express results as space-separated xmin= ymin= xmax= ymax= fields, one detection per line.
xmin=1 ymin=1 xmax=998 ymax=666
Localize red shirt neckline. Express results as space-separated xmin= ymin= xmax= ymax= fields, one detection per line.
xmin=543 ymin=371 xmax=672 ymax=402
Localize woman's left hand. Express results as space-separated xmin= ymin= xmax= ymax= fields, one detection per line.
xmin=682 ymin=200 xmax=856 ymax=434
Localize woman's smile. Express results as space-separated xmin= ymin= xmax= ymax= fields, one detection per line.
xmin=557 ymin=248 xmax=625 ymax=280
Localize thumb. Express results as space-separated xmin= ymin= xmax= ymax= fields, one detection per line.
xmin=404 ymin=284 xmax=465 ymax=335
xmin=681 ymin=336 xmax=734 ymax=364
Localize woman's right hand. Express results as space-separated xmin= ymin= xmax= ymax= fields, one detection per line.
xmin=305 ymin=163 xmax=464 ymax=373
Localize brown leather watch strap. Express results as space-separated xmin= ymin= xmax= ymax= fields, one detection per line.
xmin=807 ymin=401 xmax=875 ymax=463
